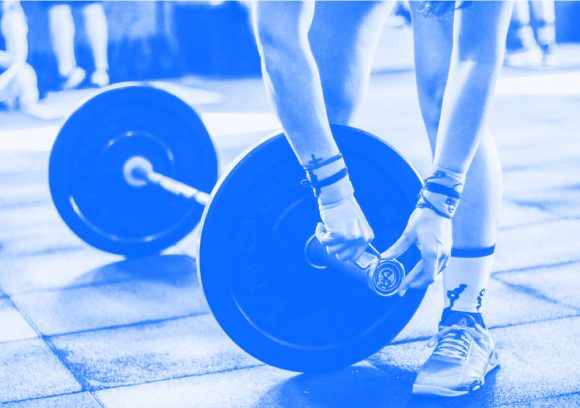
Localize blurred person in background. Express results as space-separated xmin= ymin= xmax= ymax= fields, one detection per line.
xmin=0 ymin=0 xmax=38 ymax=110
xmin=505 ymin=0 xmax=557 ymax=67
xmin=46 ymin=1 xmax=109 ymax=89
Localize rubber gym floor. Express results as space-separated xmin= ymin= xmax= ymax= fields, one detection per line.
xmin=1 ymin=41 xmax=579 ymax=407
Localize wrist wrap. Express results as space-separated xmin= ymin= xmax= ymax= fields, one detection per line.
xmin=416 ymin=168 xmax=465 ymax=219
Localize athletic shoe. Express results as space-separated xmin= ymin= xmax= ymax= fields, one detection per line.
xmin=412 ymin=311 xmax=499 ymax=397
xmin=62 ymin=67 xmax=86 ymax=90
xmin=90 ymin=70 xmax=110 ymax=87
xmin=505 ymin=46 xmax=543 ymax=68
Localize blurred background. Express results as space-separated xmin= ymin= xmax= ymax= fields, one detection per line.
xmin=1 ymin=0 xmax=580 ymax=106
xmin=1 ymin=2 xmax=580 ymax=407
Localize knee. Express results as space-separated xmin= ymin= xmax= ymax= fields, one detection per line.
xmin=253 ymin=4 xmax=310 ymax=62
xmin=417 ymin=73 xmax=446 ymax=133
xmin=323 ymin=83 xmax=359 ymax=124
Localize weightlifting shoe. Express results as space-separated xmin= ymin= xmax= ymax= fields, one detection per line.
xmin=61 ymin=67 xmax=86 ymax=90
xmin=412 ymin=311 xmax=499 ymax=397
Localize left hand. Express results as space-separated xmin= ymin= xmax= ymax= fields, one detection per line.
xmin=381 ymin=207 xmax=453 ymax=296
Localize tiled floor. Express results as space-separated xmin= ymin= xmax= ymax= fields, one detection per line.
xmin=1 ymin=45 xmax=580 ymax=407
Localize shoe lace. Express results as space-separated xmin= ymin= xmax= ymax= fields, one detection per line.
xmin=427 ymin=324 xmax=483 ymax=361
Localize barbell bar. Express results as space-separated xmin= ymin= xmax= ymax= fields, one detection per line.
xmin=49 ymin=83 xmax=426 ymax=372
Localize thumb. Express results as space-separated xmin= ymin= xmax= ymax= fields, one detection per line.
xmin=315 ymin=222 xmax=328 ymax=244
xmin=382 ymin=232 xmax=412 ymax=260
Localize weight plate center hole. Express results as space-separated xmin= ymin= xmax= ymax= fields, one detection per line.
xmin=123 ymin=156 xmax=154 ymax=188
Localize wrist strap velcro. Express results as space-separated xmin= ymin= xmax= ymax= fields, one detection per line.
xmin=416 ymin=191 xmax=453 ymax=219
xmin=416 ymin=168 xmax=465 ymax=218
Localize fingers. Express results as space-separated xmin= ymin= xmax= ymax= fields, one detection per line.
xmin=413 ymin=253 xmax=438 ymax=288
xmin=397 ymin=253 xmax=439 ymax=296
xmin=398 ymin=260 xmax=422 ymax=296
xmin=315 ymin=222 xmax=371 ymax=262
xmin=382 ymin=232 xmax=412 ymax=260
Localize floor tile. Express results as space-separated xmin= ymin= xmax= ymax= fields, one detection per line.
xmin=371 ymin=316 xmax=580 ymax=407
xmin=12 ymin=256 xmax=206 ymax=335
xmin=49 ymin=315 xmax=259 ymax=390
xmin=3 ymin=392 xmax=100 ymax=408
xmin=494 ymin=262 xmax=580 ymax=310
xmin=0 ymin=339 xmax=80 ymax=403
xmin=494 ymin=220 xmax=580 ymax=272
xmin=0 ymin=250 xmax=124 ymax=295
xmin=0 ymin=298 xmax=37 ymax=342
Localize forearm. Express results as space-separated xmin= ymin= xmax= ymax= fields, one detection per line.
xmin=253 ymin=3 xmax=352 ymax=204
xmin=432 ymin=59 xmax=501 ymax=175
xmin=261 ymin=51 xmax=353 ymax=204
xmin=253 ymin=2 xmax=340 ymax=169
xmin=260 ymin=46 xmax=340 ymax=166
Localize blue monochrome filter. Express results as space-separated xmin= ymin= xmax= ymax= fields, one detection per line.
xmin=0 ymin=1 xmax=579 ymax=407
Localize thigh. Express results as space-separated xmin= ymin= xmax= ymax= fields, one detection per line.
xmin=309 ymin=1 xmax=392 ymax=123
xmin=454 ymin=2 xmax=514 ymax=64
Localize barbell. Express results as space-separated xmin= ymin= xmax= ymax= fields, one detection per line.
xmin=48 ymin=83 xmax=425 ymax=372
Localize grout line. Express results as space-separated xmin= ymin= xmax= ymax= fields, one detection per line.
xmin=494 ymin=390 xmax=580 ymax=407
xmin=0 ymin=310 xmax=210 ymax=348
xmin=89 ymin=363 xmax=265 ymax=395
xmin=503 ymin=157 xmax=580 ymax=173
xmin=89 ymin=391 xmax=106 ymax=408
xmin=3 ymin=245 xmax=87 ymax=259
xmin=6 ymin=276 xmax=142 ymax=297
xmin=492 ymin=275 xmax=580 ymax=312
xmin=1 ymin=391 xmax=95 ymax=406
xmin=3 ymin=294 xmax=92 ymax=392
xmin=493 ymin=258 xmax=580 ymax=276
xmin=389 ymin=313 xmax=580 ymax=347
xmin=47 ymin=310 xmax=211 ymax=339
xmin=0 ymin=199 xmax=50 ymax=210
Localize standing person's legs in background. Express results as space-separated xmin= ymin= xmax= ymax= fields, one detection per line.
xmin=505 ymin=1 xmax=542 ymax=67
xmin=81 ymin=1 xmax=109 ymax=86
xmin=48 ymin=3 xmax=86 ymax=89
xmin=529 ymin=0 xmax=557 ymax=65
xmin=0 ymin=0 xmax=38 ymax=110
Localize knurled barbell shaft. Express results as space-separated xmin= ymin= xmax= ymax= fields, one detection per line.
xmin=146 ymin=171 xmax=210 ymax=206
xmin=125 ymin=156 xmax=210 ymax=206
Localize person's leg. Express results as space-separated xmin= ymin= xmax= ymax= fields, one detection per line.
xmin=410 ymin=2 xmax=503 ymax=322
xmin=309 ymin=1 xmax=393 ymax=124
xmin=81 ymin=2 xmax=110 ymax=86
xmin=529 ymin=0 xmax=557 ymax=63
xmin=0 ymin=1 xmax=38 ymax=109
xmin=48 ymin=4 xmax=76 ymax=76
xmin=48 ymin=4 xmax=85 ymax=88
xmin=506 ymin=1 xmax=542 ymax=66
xmin=408 ymin=3 xmax=512 ymax=396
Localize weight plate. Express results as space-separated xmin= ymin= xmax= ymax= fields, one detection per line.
xmin=200 ymin=125 xmax=424 ymax=372
xmin=49 ymin=83 xmax=218 ymax=256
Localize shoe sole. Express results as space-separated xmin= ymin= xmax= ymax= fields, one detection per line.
xmin=412 ymin=351 xmax=500 ymax=397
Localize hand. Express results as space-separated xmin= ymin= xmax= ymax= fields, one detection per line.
xmin=382 ymin=207 xmax=452 ymax=296
xmin=315 ymin=195 xmax=374 ymax=262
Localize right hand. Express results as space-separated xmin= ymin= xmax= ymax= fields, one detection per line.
xmin=315 ymin=194 xmax=374 ymax=262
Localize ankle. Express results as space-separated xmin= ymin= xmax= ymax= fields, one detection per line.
xmin=441 ymin=307 xmax=487 ymax=328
